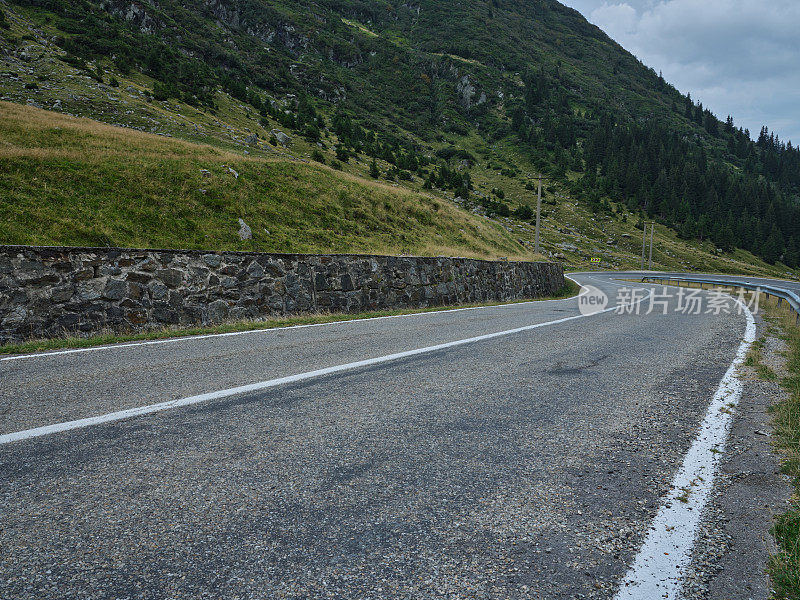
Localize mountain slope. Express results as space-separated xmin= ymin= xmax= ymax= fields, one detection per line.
xmin=0 ymin=0 xmax=798 ymax=274
xmin=0 ymin=101 xmax=526 ymax=257
xmin=1 ymin=100 xmax=791 ymax=280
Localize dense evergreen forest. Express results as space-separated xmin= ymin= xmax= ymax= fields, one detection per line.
xmin=6 ymin=0 xmax=800 ymax=265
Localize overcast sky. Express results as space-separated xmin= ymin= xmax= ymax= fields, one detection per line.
xmin=559 ymin=0 xmax=800 ymax=144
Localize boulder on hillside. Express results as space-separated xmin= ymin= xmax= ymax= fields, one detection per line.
xmin=238 ymin=218 xmax=252 ymax=240
xmin=270 ymin=129 xmax=291 ymax=147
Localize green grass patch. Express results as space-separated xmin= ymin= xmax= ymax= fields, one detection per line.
xmin=0 ymin=280 xmax=580 ymax=356
xmin=762 ymin=299 xmax=800 ymax=597
xmin=0 ymin=102 xmax=528 ymax=260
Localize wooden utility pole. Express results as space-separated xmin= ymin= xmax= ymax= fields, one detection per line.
xmin=535 ymin=174 xmax=543 ymax=255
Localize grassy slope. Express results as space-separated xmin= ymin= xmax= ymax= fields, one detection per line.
xmin=0 ymin=99 xmax=793 ymax=277
xmin=0 ymin=4 xmax=795 ymax=277
xmin=0 ymin=101 xmax=526 ymax=258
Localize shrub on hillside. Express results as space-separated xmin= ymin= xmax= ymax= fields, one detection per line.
xmin=335 ymin=146 xmax=349 ymax=163
xmin=514 ymin=204 xmax=534 ymax=220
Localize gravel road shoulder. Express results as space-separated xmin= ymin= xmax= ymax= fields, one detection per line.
xmin=681 ymin=314 xmax=792 ymax=599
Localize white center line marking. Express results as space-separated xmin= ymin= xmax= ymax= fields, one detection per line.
xmin=0 ymin=287 xmax=638 ymax=446
xmin=614 ymin=299 xmax=756 ymax=599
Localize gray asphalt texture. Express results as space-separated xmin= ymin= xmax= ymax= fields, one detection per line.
xmin=0 ymin=272 xmax=777 ymax=598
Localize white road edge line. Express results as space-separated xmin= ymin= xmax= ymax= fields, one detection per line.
xmin=0 ymin=283 xmax=644 ymax=446
xmin=613 ymin=298 xmax=756 ymax=600
xmin=1 ymin=277 xmax=586 ymax=363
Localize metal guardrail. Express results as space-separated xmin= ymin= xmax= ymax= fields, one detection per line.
xmin=641 ymin=275 xmax=800 ymax=322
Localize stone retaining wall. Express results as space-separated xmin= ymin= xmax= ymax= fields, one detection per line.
xmin=0 ymin=246 xmax=565 ymax=344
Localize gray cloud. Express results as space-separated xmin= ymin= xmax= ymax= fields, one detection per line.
xmin=560 ymin=0 xmax=800 ymax=143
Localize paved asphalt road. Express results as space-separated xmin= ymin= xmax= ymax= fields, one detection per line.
xmin=0 ymin=272 xmax=782 ymax=598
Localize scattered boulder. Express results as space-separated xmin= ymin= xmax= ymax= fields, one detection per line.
xmin=270 ymin=129 xmax=291 ymax=147
xmin=226 ymin=166 xmax=239 ymax=179
xmin=238 ymin=218 xmax=252 ymax=240
xmin=245 ymin=133 xmax=259 ymax=146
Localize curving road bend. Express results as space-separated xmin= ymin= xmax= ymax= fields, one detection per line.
xmin=0 ymin=272 xmax=782 ymax=598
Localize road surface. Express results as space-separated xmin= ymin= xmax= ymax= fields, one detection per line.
xmin=0 ymin=272 xmax=786 ymax=598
